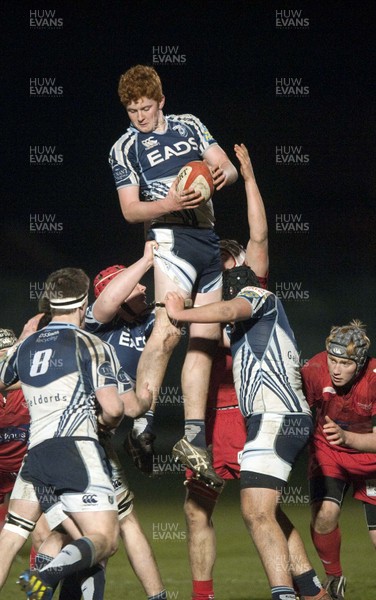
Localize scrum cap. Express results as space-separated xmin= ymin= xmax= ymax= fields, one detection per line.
xmin=219 ymin=239 xmax=246 ymax=267
xmin=326 ymin=320 xmax=370 ymax=373
xmin=222 ymin=265 xmax=260 ymax=300
xmin=94 ymin=265 xmax=126 ymax=298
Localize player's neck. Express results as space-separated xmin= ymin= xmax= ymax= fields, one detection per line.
xmin=154 ymin=114 xmax=166 ymax=132
xmin=51 ymin=311 xmax=82 ymax=328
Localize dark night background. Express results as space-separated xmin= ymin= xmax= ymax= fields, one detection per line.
xmin=2 ymin=0 xmax=376 ymax=361
xmin=1 ymin=4 xmax=375 ymax=595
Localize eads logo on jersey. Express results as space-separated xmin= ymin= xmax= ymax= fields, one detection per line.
xmin=146 ymin=137 xmax=199 ymax=167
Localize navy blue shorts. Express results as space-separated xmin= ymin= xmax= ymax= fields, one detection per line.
xmin=148 ymin=227 xmax=222 ymax=294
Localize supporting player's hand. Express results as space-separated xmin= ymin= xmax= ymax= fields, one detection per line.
xmin=165 ymin=178 xmax=205 ymax=211
xmin=144 ymin=240 xmax=158 ymax=265
xmin=164 ymin=291 xmax=186 ymax=321
xmin=19 ymin=313 xmax=45 ymax=341
xmin=323 ymin=415 xmax=348 ymax=446
xmin=234 ymin=143 xmax=256 ymax=182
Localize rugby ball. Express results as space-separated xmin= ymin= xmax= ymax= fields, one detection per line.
xmin=176 ymin=161 xmax=214 ymax=202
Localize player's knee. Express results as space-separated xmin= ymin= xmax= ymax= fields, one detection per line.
xmin=184 ymin=500 xmax=210 ymax=530
xmin=162 ymin=325 xmax=182 ymax=353
xmin=241 ymin=502 xmax=272 ymax=533
xmin=154 ymin=311 xmax=182 ymax=351
xmin=4 ymin=511 xmax=36 ymax=540
xmin=311 ymin=502 xmax=339 ymax=534
xmin=107 ymin=538 xmax=119 ymax=557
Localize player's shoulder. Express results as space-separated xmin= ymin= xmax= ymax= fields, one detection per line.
xmin=364 ymin=357 xmax=376 ymax=379
xmin=237 ymin=286 xmax=272 ymax=305
xmin=168 ymin=112 xmax=198 ymax=121
xmin=239 ymin=285 xmax=269 ymax=297
xmin=110 ymin=127 xmax=138 ymax=153
xmin=76 ymin=327 xmax=108 ymax=349
xmin=167 ymin=113 xmax=204 ymax=128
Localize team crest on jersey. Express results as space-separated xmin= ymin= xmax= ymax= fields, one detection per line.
xmin=142 ymin=136 xmax=160 ymax=149
xmin=117 ymin=367 xmax=133 ymax=392
xmin=239 ymin=286 xmax=263 ymax=299
xmin=97 ymin=361 xmax=114 ymax=378
xmin=172 ymin=123 xmax=188 ymax=137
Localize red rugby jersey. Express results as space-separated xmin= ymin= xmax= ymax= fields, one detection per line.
xmin=301 ymin=351 xmax=376 ymax=452
xmin=0 ymin=389 xmax=29 ymax=471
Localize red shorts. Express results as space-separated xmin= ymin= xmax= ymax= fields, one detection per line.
xmin=0 ymin=470 xmax=18 ymax=504
xmin=207 ymin=405 xmax=246 ymax=479
xmin=185 ymin=405 xmax=246 ymax=491
xmin=309 ymin=439 xmax=376 ymax=505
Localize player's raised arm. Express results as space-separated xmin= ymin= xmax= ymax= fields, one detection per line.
xmin=92 ymin=241 xmax=157 ymax=324
xmin=234 ymin=143 xmax=269 ymax=279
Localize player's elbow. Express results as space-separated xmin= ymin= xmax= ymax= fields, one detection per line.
xmin=120 ymin=207 xmax=141 ymax=224
xmin=102 ymin=403 xmax=124 ymax=428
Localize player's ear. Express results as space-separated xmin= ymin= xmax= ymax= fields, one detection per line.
xmin=159 ymin=95 xmax=165 ymax=110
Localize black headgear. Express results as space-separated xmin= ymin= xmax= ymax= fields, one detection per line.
xmin=222 ymin=266 xmax=260 ymax=300
xmin=327 ymin=323 xmax=369 ymax=374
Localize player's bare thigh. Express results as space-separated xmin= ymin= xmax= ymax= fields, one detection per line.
xmin=153 ymin=262 xmax=191 ymax=303
xmin=189 ymin=288 xmax=222 ymax=342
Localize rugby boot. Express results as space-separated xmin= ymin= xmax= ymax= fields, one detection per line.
xmin=323 ymin=575 xmax=346 ymax=600
xmin=17 ymin=570 xmax=53 ymax=600
xmin=172 ymin=437 xmax=223 ymax=488
xmin=123 ymin=430 xmax=156 ymax=476
xmin=301 ymin=589 xmax=333 ymax=600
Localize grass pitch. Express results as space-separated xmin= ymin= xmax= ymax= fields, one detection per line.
xmin=2 ymin=471 xmax=374 ymax=599
xmin=2 ymin=443 xmax=374 ymax=600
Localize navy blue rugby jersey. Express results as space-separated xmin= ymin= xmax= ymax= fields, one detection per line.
xmin=85 ymin=305 xmax=155 ymax=387
xmin=230 ymin=287 xmax=310 ymax=417
xmin=109 ymin=113 xmax=218 ymax=228
xmin=0 ymin=323 xmax=127 ymax=449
